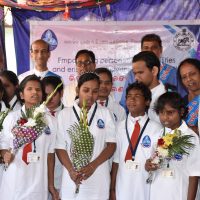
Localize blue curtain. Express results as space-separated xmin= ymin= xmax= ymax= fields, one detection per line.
xmin=11 ymin=0 xmax=200 ymax=75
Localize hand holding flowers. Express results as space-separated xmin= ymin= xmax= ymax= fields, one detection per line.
xmin=146 ymin=129 xmax=195 ymax=184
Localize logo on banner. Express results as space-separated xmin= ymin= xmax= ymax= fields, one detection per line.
xmin=173 ymin=28 xmax=194 ymax=51
xmin=41 ymin=29 xmax=58 ymax=51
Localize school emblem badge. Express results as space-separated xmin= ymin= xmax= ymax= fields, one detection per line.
xmin=97 ymin=119 xmax=105 ymax=129
xmin=174 ymin=153 xmax=183 ymax=161
xmin=141 ymin=135 xmax=151 ymax=148
xmin=173 ymin=28 xmax=195 ymax=51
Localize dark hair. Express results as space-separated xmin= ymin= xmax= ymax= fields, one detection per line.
xmin=78 ymin=72 xmax=100 ymax=89
xmin=0 ymin=79 xmax=9 ymax=108
xmin=132 ymin=51 xmax=160 ymax=79
xmin=0 ymin=70 xmax=19 ymax=86
xmin=141 ymin=33 xmax=162 ymax=48
xmin=30 ymin=39 xmax=50 ymax=52
xmin=95 ymin=67 xmax=113 ymax=82
xmin=19 ymin=75 xmax=45 ymax=103
xmin=75 ymin=49 xmax=96 ymax=63
xmin=42 ymin=76 xmax=63 ymax=93
xmin=126 ymin=82 xmax=152 ymax=111
xmin=0 ymin=70 xmax=20 ymax=102
xmin=177 ymin=58 xmax=200 ymax=86
xmin=155 ymin=92 xmax=187 ymax=119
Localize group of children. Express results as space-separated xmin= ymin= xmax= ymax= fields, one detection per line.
xmin=0 ymin=67 xmax=199 ymax=200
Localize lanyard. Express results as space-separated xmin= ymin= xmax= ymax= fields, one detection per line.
xmin=125 ymin=117 xmax=149 ymax=161
xmin=72 ymin=102 xmax=97 ymax=126
xmin=105 ymin=98 xmax=108 ymax=107
xmin=11 ymin=99 xmax=18 ymax=110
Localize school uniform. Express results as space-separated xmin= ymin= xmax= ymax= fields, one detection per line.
xmin=9 ymin=95 xmax=21 ymax=111
xmin=0 ymin=105 xmax=56 ymax=200
xmin=114 ymin=114 xmax=162 ymax=200
xmin=97 ymin=95 xmax=126 ymax=123
xmin=55 ymin=100 xmax=116 ymax=200
xmin=0 ymin=100 xmax=9 ymax=187
xmin=149 ymin=82 xmax=166 ymax=124
xmin=150 ymin=121 xmax=200 ymax=200
xmin=46 ymin=103 xmax=64 ymax=197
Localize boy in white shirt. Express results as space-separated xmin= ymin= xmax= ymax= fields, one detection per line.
xmin=110 ymin=82 xmax=162 ymax=200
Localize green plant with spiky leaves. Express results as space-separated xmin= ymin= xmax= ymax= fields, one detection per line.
xmin=168 ymin=129 xmax=195 ymax=157
xmin=67 ymin=100 xmax=94 ymax=193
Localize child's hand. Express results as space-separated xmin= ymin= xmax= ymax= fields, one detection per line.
xmin=79 ymin=163 xmax=96 ymax=181
xmin=3 ymin=150 xmax=14 ymax=165
xmin=145 ymin=159 xmax=159 ymax=172
xmin=48 ymin=186 xmax=60 ymax=200
xmin=68 ymin=167 xmax=82 ymax=184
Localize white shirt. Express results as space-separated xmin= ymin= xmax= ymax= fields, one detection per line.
xmin=97 ymin=96 xmax=126 ymax=123
xmin=55 ymin=100 xmax=116 ymax=200
xmin=47 ymin=103 xmax=64 ymax=191
xmin=0 ymin=105 xmax=56 ymax=200
xmin=149 ymin=82 xmax=166 ymax=124
xmin=62 ymin=80 xmax=77 ymax=107
xmin=9 ymin=95 xmax=21 ymax=111
xmin=114 ymin=114 xmax=162 ymax=200
xmin=150 ymin=121 xmax=200 ymax=200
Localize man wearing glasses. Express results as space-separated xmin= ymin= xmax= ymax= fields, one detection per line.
xmin=62 ymin=49 xmax=96 ymax=107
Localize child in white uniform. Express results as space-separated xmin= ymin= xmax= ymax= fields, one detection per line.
xmin=56 ymin=72 xmax=116 ymax=200
xmin=110 ymin=82 xmax=162 ymax=200
xmin=145 ymin=92 xmax=200 ymax=200
xmin=0 ymin=75 xmax=56 ymax=200
xmin=95 ymin=67 xmax=126 ymax=122
xmin=42 ymin=76 xmax=64 ymax=200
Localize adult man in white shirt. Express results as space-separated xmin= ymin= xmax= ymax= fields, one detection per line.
xmin=18 ymin=39 xmax=60 ymax=82
xmin=62 ymin=49 xmax=96 ymax=107
xmin=132 ymin=51 xmax=166 ymax=123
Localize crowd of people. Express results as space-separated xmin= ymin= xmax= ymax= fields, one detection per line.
xmin=0 ymin=34 xmax=199 ymax=200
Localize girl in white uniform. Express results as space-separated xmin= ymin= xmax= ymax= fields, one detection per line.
xmin=0 ymin=75 xmax=56 ymax=200
xmin=110 ymin=82 xmax=162 ymax=200
xmin=56 ymin=72 xmax=116 ymax=200
xmin=42 ymin=76 xmax=64 ymax=200
xmin=0 ymin=70 xmax=22 ymax=111
xmin=145 ymin=92 xmax=200 ymax=200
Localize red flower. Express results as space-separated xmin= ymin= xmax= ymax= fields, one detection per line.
xmin=18 ymin=118 xmax=28 ymax=126
xmin=157 ymin=138 xmax=165 ymax=146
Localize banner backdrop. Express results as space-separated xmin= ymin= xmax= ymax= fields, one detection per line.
xmin=30 ymin=21 xmax=200 ymax=101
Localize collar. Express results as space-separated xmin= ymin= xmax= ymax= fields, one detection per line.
xmin=47 ymin=103 xmax=64 ymax=113
xmin=128 ymin=113 xmax=148 ymax=126
xmin=151 ymin=81 xmax=165 ymax=93
xmin=164 ymin=120 xmax=188 ymax=134
xmin=9 ymin=95 xmax=18 ymax=108
xmin=34 ymin=68 xmax=49 ymax=78
xmin=73 ymin=99 xmax=97 ymax=117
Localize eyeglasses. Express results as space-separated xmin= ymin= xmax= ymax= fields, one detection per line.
xmin=76 ymin=60 xmax=93 ymax=68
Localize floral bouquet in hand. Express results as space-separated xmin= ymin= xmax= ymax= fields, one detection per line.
xmin=146 ymin=129 xmax=195 ymax=184
xmin=67 ymin=100 xmax=94 ymax=193
xmin=12 ymin=82 xmax=63 ymax=151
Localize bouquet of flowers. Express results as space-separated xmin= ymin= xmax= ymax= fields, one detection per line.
xmin=146 ymin=128 xmax=195 ymax=184
xmin=11 ymin=82 xmax=63 ymax=151
xmin=67 ymin=100 xmax=94 ymax=193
